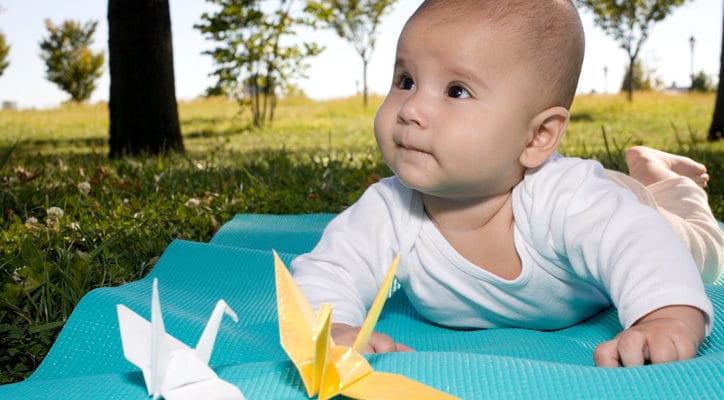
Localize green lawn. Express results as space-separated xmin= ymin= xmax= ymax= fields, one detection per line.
xmin=0 ymin=92 xmax=721 ymax=383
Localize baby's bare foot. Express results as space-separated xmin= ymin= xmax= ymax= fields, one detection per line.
xmin=625 ymin=146 xmax=709 ymax=188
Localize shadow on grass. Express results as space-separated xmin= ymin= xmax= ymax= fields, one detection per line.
xmin=570 ymin=112 xmax=594 ymax=122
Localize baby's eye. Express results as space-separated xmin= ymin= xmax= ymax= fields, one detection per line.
xmin=397 ymin=75 xmax=415 ymax=90
xmin=447 ymin=85 xmax=471 ymax=99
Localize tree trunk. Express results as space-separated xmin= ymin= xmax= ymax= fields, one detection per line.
xmin=362 ymin=58 xmax=369 ymax=108
xmin=709 ymin=7 xmax=724 ymax=141
xmin=627 ymin=56 xmax=635 ymax=102
xmin=108 ymin=0 xmax=183 ymax=157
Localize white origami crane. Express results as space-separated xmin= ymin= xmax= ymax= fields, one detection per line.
xmin=117 ymin=278 xmax=245 ymax=400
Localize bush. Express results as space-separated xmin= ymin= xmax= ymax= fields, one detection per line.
xmin=690 ymin=71 xmax=715 ymax=92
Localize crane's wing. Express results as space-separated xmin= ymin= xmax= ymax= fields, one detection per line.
xmin=352 ymin=255 xmax=399 ymax=353
xmin=162 ymin=378 xmax=246 ymax=400
xmin=162 ymin=349 xmax=245 ymax=400
xmin=274 ymin=250 xmax=325 ymax=396
xmin=341 ymin=371 xmax=459 ymax=400
xmin=319 ymin=256 xmax=400 ymax=400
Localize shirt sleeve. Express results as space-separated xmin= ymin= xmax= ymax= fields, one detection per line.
xmin=290 ymin=178 xmax=409 ymax=326
xmin=518 ymin=157 xmax=714 ymax=334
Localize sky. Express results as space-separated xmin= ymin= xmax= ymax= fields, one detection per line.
xmin=0 ymin=0 xmax=721 ymax=110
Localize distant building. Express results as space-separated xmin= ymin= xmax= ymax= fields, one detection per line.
xmin=661 ymin=81 xmax=688 ymax=95
xmin=2 ymin=100 xmax=17 ymax=110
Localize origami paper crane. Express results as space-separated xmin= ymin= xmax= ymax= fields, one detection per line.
xmin=117 ymin=278 xmax=245 ymax=400
xmin=274 ymin=251 xmax=458 ymax=400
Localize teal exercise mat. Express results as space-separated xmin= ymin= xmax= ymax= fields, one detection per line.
xmin=1 ymin=214 xmax=722 ymax=399
xmin=210 ymin=213 xmax=335 ymax=253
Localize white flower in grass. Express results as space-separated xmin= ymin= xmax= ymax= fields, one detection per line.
xmin=78 ymin=181 xmax=91 ymax=195
xmin=46 ymin=207 xmax=64 ymax=233
xmin=24 ymin=217 xmax=40 ymax=230
xmin=185 ymin=198 xmax=201 ymax=208
xmin=69 ymin=222 xmax=81 ymax=231
xmin=47 ymin=207 xmax=64 ymax=219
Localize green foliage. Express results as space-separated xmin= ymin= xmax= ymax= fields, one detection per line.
xmin=690 ymin=71 xmax=715 ymax=92
xmin=0 ymin=93 xmax=722 ymax=383
xmin=620 ymin=60 xmax=661 ymax=92
xmin=39 ymin=20 xmax=104 ymax=103
xmin=576 ymin=0 xmax=691 ymax=100
xmin=195 ymin=0 xmax=322 ymax=127
xmin=305 ymin=0 xmax=398 ymax=107
xmin=0 ymin=31 xmax=9 ymax=77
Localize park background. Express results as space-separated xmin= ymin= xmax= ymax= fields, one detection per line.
xmin=0 ymin=0 xmax=723 ymax=386
xmin=0 ymin=0 xmax=721 ymax=109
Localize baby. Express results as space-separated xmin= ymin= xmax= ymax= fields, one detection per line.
xmin=292 ymin=0 xmax=723 ymax=367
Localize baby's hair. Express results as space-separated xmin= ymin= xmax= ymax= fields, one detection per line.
xmin=410 ymin=0 xmax=585 ymax=110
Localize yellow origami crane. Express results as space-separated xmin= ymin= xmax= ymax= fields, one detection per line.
xmin=273 ymin=251 xmax=458 ymax=400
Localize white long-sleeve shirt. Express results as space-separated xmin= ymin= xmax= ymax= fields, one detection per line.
xmin=291 ymin=154 xmax=713 ymax=333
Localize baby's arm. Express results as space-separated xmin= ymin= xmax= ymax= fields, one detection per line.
xmin=593 ymin=305 xmax=706 ymax=367
xmin=331 ymin=323 xmax=414 ymax=353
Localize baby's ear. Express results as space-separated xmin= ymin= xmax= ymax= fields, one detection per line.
xmin=519 ymin=106 xmax=569 ymax=168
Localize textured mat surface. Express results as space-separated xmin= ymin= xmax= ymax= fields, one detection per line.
xmin=0 ymin=214 xmax=722 ymax=399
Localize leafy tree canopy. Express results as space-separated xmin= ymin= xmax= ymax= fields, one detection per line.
xmin=39 ymin=20 xmax=105 ymax=102
xmin=576 ymin=0 xmax=691 ymax=101
xmin=305 ymin=0 xmax=397 ymax=107
xmin=0 ymin=31 xmax=9 ymax=77
xmin=196 ymin=0 xmax=322 ymax=127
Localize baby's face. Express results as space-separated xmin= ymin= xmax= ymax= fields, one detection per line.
xmin=374 ymin=10 xmax=537 ymax=199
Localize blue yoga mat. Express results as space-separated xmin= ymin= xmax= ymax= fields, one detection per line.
xmin=0 ymin=214 xmax=722 ymax=399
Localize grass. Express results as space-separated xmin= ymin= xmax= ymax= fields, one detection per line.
xmin=0 ymin=92 xmax=722 ymax=384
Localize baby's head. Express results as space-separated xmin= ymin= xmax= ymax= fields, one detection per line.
xmin=373 ymin=0 xmax=586 ymax=199
xmin=407 ymin=0 xmax=584 ymax=112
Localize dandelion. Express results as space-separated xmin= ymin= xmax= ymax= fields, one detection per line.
xmin=47 ymin=207 xmax=64 ymax=219
xmin=69 ymin=222 xmax=81 ymax=231
xmin=78 ymin=181 xmax=91 ymax=195
xmin=24 ymin=217 xmax=41 ymax=230
xmin=46 ymin=207 xmax=64 ymax=233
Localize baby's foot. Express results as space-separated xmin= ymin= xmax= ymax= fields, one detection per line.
xmin=625 ymin=146 xmax=709 ymax=188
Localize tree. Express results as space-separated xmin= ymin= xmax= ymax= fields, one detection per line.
xmin=108 ymin=0 xmax=184 ymax=157
xmin=576 ymin=0 xmax=690 ymax=101
xmin=709 ymin=7 xmax=724 ymax=141
xmin=0 ymin=4 xmax=10 ymax=78
xmin=39 ymin=20 xmax=104 ymax=102
xmin=196 ymin=0 xmax=322 ymax=128
xmin=690 ymin=71 xmax=714 ymax=92
xmin=305 ymin=0 xmax=397 ymax=107
xmin=620 ymin=59 xmax=662 ymax=92
xmin=0 ymin=31 xmax=8 ymax=78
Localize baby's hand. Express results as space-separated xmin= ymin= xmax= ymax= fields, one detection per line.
xmin=331 ymin=323 xmax=414 ymax=353
xmin=593 ymin=305 xmax=706 ymax=367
